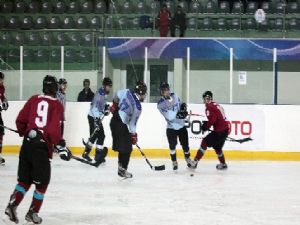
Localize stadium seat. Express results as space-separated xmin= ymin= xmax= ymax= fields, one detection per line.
xmin=69 ymin=33 xmax=82 ymax=45
xmin=23 ymin=49 xmax=34 ymax=62
xmin=187 ymin=17 xmax=197 ymax=30
xmin=202 ymin=17 xmax=213 ymax=30
xmin=81 ymin=1 xmax=93 ymax=14
xmin=274 ymin=2 xmax=285 ymax=14
xmin=76 ymin=16 xmax=88 ymax=29
xmin=130 ymin=17 xmax=140 ymax=29
xmin=65 ymin=49 xmax=77 ymax=63
xmin=50 ymin=49 xmax=61 ymax=63
xmin=261 ymin=1 xmax=272 ymax=14
xmin=15 ymin=1 xmax=26 ymax=13
xmin=288 ymin=18 xmax=299 ymax=31
xmin=231 ymin=18 xmax=241 ymax=30
xmin=1 ymin=1 xmax=13 ymax=13
xmin=0 ymin=33 xmax=9 ymax=46
xmin=216 ymin=18 xmax=227 ymax=30
xmin=26 ymin=32 xmax=41 ymax=46
xmin=7 ymin=16 xmax=20 ymax=29
xmin=219 ymin=1 xmax=230 ymax=14
xmin=105 ymin=16 xmax=114 ymax=29
xmin=232 ymin=1 xmax=244 ymax=14
xmin=90 ymin=16 xmax=102 ymax=29
xmin=287 ymin=2 xmax=299 ymax=14
xmin=149 ymin=1 xmax=159 ymax=14
xmin=136 ymin=0 xmax=146 ymax=14
xmin=48 ymin=16 xmax=61 ymax=29
xmin=81 ymin=33 xmax=93 ymax=46
xmin=108 ymin=1 xmax=120 ymax=13
xmin=62 ymin=16 xmax=75 ymax=29
xmin=35 ymin=49 xmax=49 ymax=63
xmin=0 ymin=16 xmax=6 ymax=29
xmin=41 ymin=33 xmax=53 ymax=45
xmin=116 ymin=17 xmax=129 ymax=29
xmin=204 ymin=1 xmax=217 ymax=14
xmin=94 ymin=0 xmax=106 ymax=14
xmin=41 ymin=1 xmax=53 ymax=13
xmin=165 ymin=0 xmax=174 ymax=13
xmin=21 ymin=16 xmax=34 ymax=30
xmin=54 ymin=1 xmax=66 ymax=14
xmin=246 ymin=2 xmax=258 ymax=14
xmin=35 ymin=16 xmax=47 ymax=29
xmin=8 ymin=49 xmax=20 ymax=63
xmin=78 ymin=49 xmax=92 ymax=63
xmin=190 ymin=0 xmax=202 ymax=13
xmin=68 ymin=1 xmax=80 ymax=14
xmin=258 ymin=19 xmax=268 ymax=31
xmin=177 ymin=0 xmax=189 ymax=13
xmin=28 ymin=1 xmax=40 ymax=13
xmin=122 ymin=0 xmax=134 ymax=14
xmin=244 ymin=18 xmax=256 ymax=30
xmin=13 ymin=34 xmax=26 ymax=47
xmin=273 ymin=18 xmax=283 ymax=30
xmin=54 ymin=33 xmax=68 ymax=46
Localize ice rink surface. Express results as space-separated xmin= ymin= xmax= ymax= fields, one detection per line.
xmin=1 ymin=155 xmax=300 ymax=225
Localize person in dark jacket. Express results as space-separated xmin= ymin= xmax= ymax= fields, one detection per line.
xmin=77 ymin=79 xmax=94 ymax=102
xmin=170 ymin=5 xmax=186 ymax=37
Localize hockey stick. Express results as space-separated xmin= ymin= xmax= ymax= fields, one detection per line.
xmin=0 ymin=125 xmax=99 ymax=166
xmin=0 ymin=124 xmax=18 ymax=133
xmin=136 ymin=144 xmax=165 ymax=171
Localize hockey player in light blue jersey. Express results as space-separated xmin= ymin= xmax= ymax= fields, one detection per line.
xmin=157 ymin=82 xmax=192 ymax=170
xmin=81 ymin=77 xmax=112 ymax=167
xmin=110 ymin=81 xmax=147 ymax=178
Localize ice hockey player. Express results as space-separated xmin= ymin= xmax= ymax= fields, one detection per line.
xmin=56 ymin=78 xmax=67 ymax=135
xmin=110 ymin=81 xmax=147 ymax=178
xmin=190 ymin=91 xmax=229 ymax=170
xmin=157 ymin=82 xmax=192 ymax=170
xmin=4 ymin=75 xmax=72 ymax=224
xmin=0 ymin=71 xmax=8 ymax=165
xmin=81 ymin=77 xmax=112 ymax=167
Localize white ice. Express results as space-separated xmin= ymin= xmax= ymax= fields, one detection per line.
xmin=1 ymin=155 xmax=300 ymax=225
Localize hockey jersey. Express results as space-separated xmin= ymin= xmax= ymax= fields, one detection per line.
xmin=88 ymin=87 xmax=107 ymax=119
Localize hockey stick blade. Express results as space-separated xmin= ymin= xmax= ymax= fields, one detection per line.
xmin=71 ymin=155 xmax=98 ymax=167
xmin=227 ymin=137 xmax=253 ymax=144
xmin=153 ymin=165 xmax=166 ymax=171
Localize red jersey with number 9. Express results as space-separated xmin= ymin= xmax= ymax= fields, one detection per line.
xmin=204 ymin=102 xmax=229 ymax=133
xmin=16 ymin=95 xmax=64 ymax=153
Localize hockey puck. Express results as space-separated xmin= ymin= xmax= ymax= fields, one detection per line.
xmin=190 ymin=173 xmax=194 ymax=177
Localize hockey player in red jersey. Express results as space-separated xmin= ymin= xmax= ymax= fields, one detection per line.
xmin=191 ymin=91 xmax=229 ymax=170
xmin=4 ymin=75 xmax=71 ymax=224
xmin=0 ymin=71 xmax=9 ymax=165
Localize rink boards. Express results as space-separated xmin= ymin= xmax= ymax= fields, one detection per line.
xmin=2 ymin=102 xmax=300 ymax=161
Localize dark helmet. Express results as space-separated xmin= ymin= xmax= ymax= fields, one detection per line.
xmin=58 ymin=78 xmax=67 ymax=85
xmin=0 ymin=71 xmax=4 ymax=79
xmin=102 ymin=77 xmax=112 ymax=87
xmin=202 ymin=91 xmax=213 ymax=99
xmin=159 ymin=82 xmax=170 ymax=92
xmin=43 ymin=75 xmax=58 ymax=96
xmin=134 ymin=80 xmax=147 ymax=95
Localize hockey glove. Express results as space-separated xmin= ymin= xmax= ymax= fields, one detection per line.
xmin=55 ymin=140 xmax=72 ymax=161
xmin=131 ymin=133 xmax=138 ymax=145
xmin=180 ymin=103 xmax=187 ymax=112
xmin=176 ymin=110 xmax=188 ymax=119
xmin=201 ymin=121 xmax=209 ymax=133
xmin=2 ymin=99 xmax=8 ymax=111
xmin=104 ymin=104 xmax=110 ymax=116
xmin=110 ymin=101 xmax=118 ymax=114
